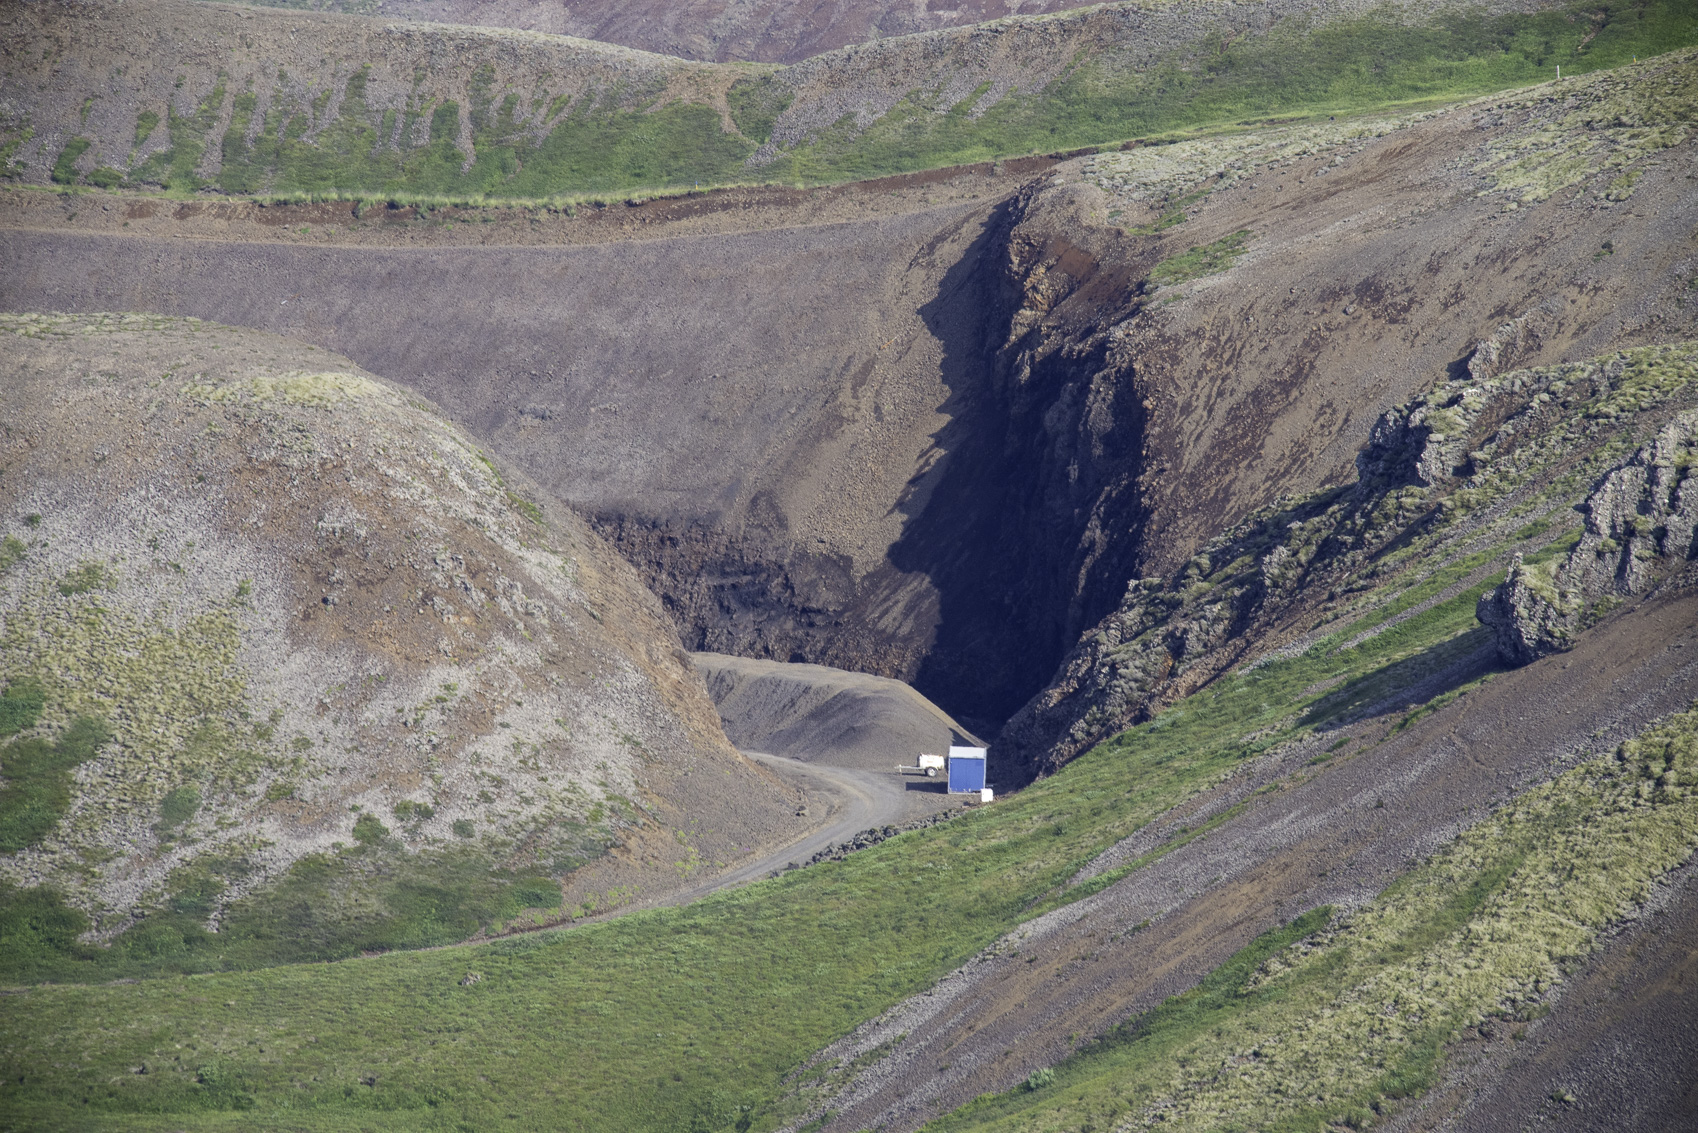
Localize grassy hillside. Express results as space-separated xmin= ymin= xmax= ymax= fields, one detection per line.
xmin=765 ymin=0 xmax=1698 ymax=185
xmin=4 ymin=341 xmax=1695 ymax=1131
xmin=926 ymin=703 xmax=1698 ymax=1132
xmin=8 ymin=0 xmax=1696 ymax=202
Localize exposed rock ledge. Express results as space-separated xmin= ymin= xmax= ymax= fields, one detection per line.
xmin=1481 ymin=410 xmax=1698 ymax=664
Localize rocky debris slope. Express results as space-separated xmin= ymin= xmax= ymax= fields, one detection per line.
xmin=996 ymin=342 xmax=1698 ymax=780
xmin=0 ymin=313 xmax=792 ymax=953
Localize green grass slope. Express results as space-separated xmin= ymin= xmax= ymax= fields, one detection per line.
xmin=763 ymin=0 xmax=1698 ymax=185
xmin=3 ymin=342 xmax=1696 ymax=1131
xmin=926 ymin=705 xmax=1698 ymax=1133
xmin=7 ymin=0 xmax=1695 ymax=202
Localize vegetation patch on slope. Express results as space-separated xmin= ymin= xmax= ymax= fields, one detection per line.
xmin=1148 ymin=229 xmax=1251 ymax=287
xmin=11 ymin=0 xmax=1696 ymax=200
xmin=923 ymin=704 xmax=1698 ymax=1132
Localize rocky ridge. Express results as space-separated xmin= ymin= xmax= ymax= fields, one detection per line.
xmin=1481 ymin=406 xmax=1698 ymax=663
xmin=996 ymin=341 xmax=1698 ymax=779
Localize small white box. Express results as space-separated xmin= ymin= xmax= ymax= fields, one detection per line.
xmin=980 ymin=788 xmax=994 ymax=803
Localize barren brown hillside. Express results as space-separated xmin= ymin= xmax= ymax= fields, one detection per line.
xmin=5 ymin=55 xmax=1694 ymax=742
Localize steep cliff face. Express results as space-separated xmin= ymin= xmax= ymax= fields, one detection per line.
xmin=0 ymin=314 xmax=792 ymax=962
xmin=996 ymin=341 xmax=1698 ymax=782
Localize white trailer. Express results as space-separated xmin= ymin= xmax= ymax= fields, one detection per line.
xmin=896 ymin=752 xmax=946 ymax=777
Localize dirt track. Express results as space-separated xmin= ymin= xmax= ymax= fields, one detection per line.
xmin=694 ymin=752 xmax=949 ymax=892
xmin=514 ymin=659 xmax=978 ymax=923
xmin=794 ymin=589 xmax=1698 ymax=1132
xmin=664 ymin=651 xmax=982 ymax=901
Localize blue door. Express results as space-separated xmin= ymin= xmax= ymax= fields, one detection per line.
xmin=947 ymin=747 xmax=986 ymax=792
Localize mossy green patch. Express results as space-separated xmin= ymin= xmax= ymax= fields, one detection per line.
xmin=726 ymin=73 xmax=793 ymax=145
xmin=130 ymin=76 xmax=227 ymax=191
xmin=156 ymin=786 xmax=201 ymax=833
xmin=132 ymin=108 xmax=160 ymax=149
xmin=0 ymin=534 xmax=26 ymax=572
xmin=0 ymin=582 xmax=263 ymax=816
xmin=0 ymin=677 xmax=45 ymax=737
xmin=49 ymin=136 xmax=90 ymax=185
xmin=0 ymin=121 xmax=33 ymax=179
xmin=0 ymin=835 xmax=589 ymax=983
xmin=1149 ymin=229 xmax=1251 ymax=287
xmin=505 ymin=490 xmax=544 ymax=526
xmin=180 ymin=370 xmax=385 ymax=408
xmin=0 ymin=717 xmax=109 ymax=852
xmin=1477 ymin=45 xmax=1698 ymax=203
xmin=55 ymin=560 xmax=109 ymax=597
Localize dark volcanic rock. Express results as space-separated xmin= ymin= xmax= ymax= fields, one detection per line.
xmin=998 ymin=344 xmax=1698 ymax=782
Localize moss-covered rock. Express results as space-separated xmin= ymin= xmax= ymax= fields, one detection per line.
xmin=1481 ymin=406 xmax=1698 ymax=663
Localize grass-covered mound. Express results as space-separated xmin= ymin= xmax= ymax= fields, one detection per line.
xmin=0 ymin=314 xmax=786 ymax=989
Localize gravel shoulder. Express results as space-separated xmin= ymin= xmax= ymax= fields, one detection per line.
xmin=526 ymin=658 xmax=975 ymax=924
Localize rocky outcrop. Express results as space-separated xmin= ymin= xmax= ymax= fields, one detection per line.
xmin=1480 ymin=410 xmax=1698 ymax=665
xmin=998 ymin=342 xmax=1698 ymax=782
